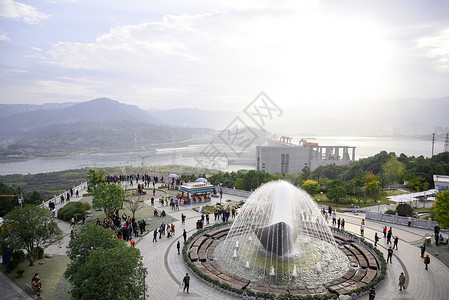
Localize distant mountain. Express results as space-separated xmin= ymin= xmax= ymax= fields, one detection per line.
xmin=0 ymin=102 xmax=76 ymax=118
xmin=0 ymin=98 xmax=155 ymax=133
xmin=148 ymin=108 xmax=237 ymax=129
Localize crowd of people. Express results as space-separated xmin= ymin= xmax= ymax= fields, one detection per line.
xmin=94 ymin=212 xmax=147 ymax=241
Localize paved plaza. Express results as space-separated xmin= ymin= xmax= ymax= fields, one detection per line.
xmin=1 ymin=185 xmax=449 ymax=300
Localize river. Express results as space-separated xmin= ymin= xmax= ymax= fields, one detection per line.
xmin=0 ymin=136 xmax=445 ymax=175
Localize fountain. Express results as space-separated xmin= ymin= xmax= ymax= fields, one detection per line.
xmin=214 ymin=180 xmax=350 ymax=286
xmin=292 ymin=264 xmax=298 ymax=277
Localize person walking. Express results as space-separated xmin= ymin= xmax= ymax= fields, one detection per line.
xmin=374 ymin=233 xmax=379 ymax=247
xmin=177 ymin=241 xmax=181 ymax=255
xmin=393 ymin=236 xmax=399 ymax=250
xmin=153 ymin=229 xmax=158 ymax=242
xmin=183 ymin=229 xmax=187 ymax=243
xmin=424 ymin=254 xmax=430 ymax=270
xmin=387 ymin=246 xmax=393 ymax=264
xmin=399 ymin=272 xmax=406 ymax=291
xmin=368 ymin=287 xmax=375 ymax=300
xmin=360 ymin=224 xmax=365 ymax=237
xmin=408 ymin=216 xmax=412 ymax=227
xmin=383 ymin=226 xmax=387 ymax=238
xmin=341 ymin=219 xmax=345 ymax=230
xmin=420 ymin=242 xmax=426 ymax=258
xmin=183 ymin=273 xmax=190 ymax=293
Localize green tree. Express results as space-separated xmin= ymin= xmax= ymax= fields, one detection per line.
xmin=300 ymin=166 xmax=312 ymax=182
xmin=434 ymin=190 xmax=449 ymax=228
xmin=364 ymin=173 xmax=381 ymax=201
xmin=0 ymin=183 xmax=19 ymax=217
xmin=124 ymin=194 xmax=144 ymax=219
xmin=396 ymin=203 xmax=413 ymax=217
xmin=0 ymin=205 xmax=62 ymax=265
xmin=382 ymin=156 xmax=405 ymax=185
xmin=92 ymin=183 xmax=125 ymax=217
xmin=87 ymin=169 xmax=106 ymax=192
xmin=65 ymin=225 xmax=121 ymax=278
xmin=65 ymin=225 xmax=145 ymax=300
xmin=327 ymin=179 xmax=347 ymax=203
xmin=301 ymin=180 xmax=320 ymax=196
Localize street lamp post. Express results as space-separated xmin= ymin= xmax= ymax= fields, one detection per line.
xmin=377 ymin=200 xmax=381 ymax=213
xmin=139 ymin=265 xmax=148 ymax=300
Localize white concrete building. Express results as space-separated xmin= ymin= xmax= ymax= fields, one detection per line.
xmin=433 ymin=175 xmax=449 ymax=191
xmin=256 ymin=144 xmax=355 ymax=174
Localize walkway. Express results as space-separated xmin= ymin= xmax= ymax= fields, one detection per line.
xmin=2 ymin=187 xmax=449 ymax=300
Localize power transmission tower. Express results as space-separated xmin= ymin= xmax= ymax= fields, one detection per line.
xmin=444 ymin=133 xmax=449 ymax=153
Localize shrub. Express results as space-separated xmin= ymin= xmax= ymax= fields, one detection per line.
xmin=57 ymin=202 xmax=86 ymax=221
xmin=6 ymin=259 xmax=20 ymax=273
xmin=81 ymin=202 xmax=91 ymax=211
xmin=396 ymin=203 xmax=413 ymax=217
xmin=29 ymin=246 xmax=44 ymax=260
xmin=16 ymin=268 xmax=25 ymax=278
xmin=12 ymin=250 xmax=26 ymax=261
xmin=385 ymin=209 xmax=396 ymax=215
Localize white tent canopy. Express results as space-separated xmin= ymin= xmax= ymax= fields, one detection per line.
xmin=387 ymin=189 xmax=439 ymax=203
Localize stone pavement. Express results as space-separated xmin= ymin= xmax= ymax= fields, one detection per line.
xmin=141 ymin=204 xmax=449 ymax=300
xmin=2 ymin=185 xmax=449 ymax=300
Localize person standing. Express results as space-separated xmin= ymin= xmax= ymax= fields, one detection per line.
xmin=360 ymin=224 xmax=365 ymax=237
xmin=399 ymin=272 xmax=406 ymax=291
xmin=337 ymin=218 xmax=341 ymax=230
xmin=434 ymin=224 xmax=441 ymax=246
xmin=424 ymin=254 xmax=430 ymax=270
xmin=387 ymin=227 xmax=393 ymax=244
xmin=368 ymin=287 xmax=375 ymax=300
xmin=421 ymin=242 xmax=426 ymax=258
xmin=183 ymin=229 xmax=187 ymax=243
xmin=183 ymin=273 xmax=190 ymax=293
xmin=387 ymin=246 xmax=393 ymax=264
xmin=177 ymin=241 xmax=181 ymax=255
xmin=374 ymin=233 xmax=379 ymax=247
xmin=408 ymin=216 xmax=412 ymax=227
xmin=393 ymin=236 xmax=399 ymax=250
xmin=383 ymin=226 xmax=387 ymax=238
xmin=153 ymin=229 xmax=158 ymax=242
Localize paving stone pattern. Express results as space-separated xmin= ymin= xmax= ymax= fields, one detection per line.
xmin=2 ymin=185 xmax=449 ymax=300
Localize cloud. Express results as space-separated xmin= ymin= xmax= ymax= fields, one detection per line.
xmin=0 ymin=0 xmax=49 ymax=24
xmin=0 ymin=33 xmax=10 ymax=41
xmin=418 ymin=28 xmax=449 ymax=70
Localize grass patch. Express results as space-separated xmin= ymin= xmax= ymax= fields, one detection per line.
xmin=312 ymin=190 xmax=403 ymax=208
xmin=82 ymin=196 xmax=178 ymax=232
xmin=0 ymin=255 xmax=70 ymax=299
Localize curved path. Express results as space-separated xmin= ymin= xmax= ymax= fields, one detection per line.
xmin=138 ymin=202 xmax=449 ymax=300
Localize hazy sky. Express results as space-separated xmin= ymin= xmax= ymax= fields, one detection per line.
xmin=1 ymin=0 xmax=449 ymax=111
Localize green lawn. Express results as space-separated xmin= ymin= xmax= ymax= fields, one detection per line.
xmin=312 ymin=189 xmax=404 ymax=208
xmin=0 ymin=255 xmax=70 ymax=300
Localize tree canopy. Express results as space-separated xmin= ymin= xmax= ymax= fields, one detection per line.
xmin=65 ymin=225 xmax=145 ymax=300
xmin=0 ymin=205 xmax=62 ymax=265
xmin=301 ymin=179 xmax=320 ymax=196
xmin=87 ymin=168 xmax=106 ymax=192
xmin=434 ymin=190 xmax=449 ymax=228
xmin=92 ymin=183 xmax=125 ymax=217
xmin=326 ymin=179 xmax=347 ymax=203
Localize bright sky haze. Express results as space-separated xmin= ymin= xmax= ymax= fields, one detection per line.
xmin=1 ymin=0 xmax=449 ymax=112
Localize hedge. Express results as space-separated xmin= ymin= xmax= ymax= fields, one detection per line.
xmin=57 ymin=201 xmax=91 ymax=221
xmin=182 ymin=222 xmax=341 ymax=300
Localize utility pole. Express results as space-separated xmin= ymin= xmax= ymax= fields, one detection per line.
xmin=431 ymin=133 xmax=435 ymax=157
